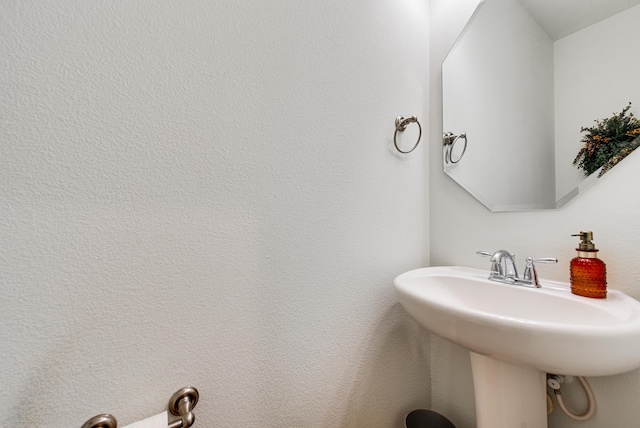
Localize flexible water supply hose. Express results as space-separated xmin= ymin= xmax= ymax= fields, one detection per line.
xmin=548 ymin=375 xmax=596 ymax=421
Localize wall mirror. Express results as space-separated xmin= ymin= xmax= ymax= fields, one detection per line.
xmin=442 ymin=0 xmax=640 ymax=211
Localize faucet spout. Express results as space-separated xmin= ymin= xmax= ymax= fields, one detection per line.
xmin=489 ymin=250 xmax=518 ymax=280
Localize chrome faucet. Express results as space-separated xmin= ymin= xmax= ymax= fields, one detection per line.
xmin=477 ymin=250 xmax=557 ymax=288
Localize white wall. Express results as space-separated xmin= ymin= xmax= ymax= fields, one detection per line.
xmin=555 ymin=4 xmax=640 ymax=199
xmin=430 ymin=1 xmax=640 ymax=427
xmin=0 ymin=1 xmax=431 ymax=426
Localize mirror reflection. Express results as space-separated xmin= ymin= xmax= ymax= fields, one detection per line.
xmin=442 ymin=0 xmax=640 ymax=211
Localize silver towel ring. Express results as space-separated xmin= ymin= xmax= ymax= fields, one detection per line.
xmin=443 ymin=131 xmax=467 ymax=164
xmin=394 ymin=116 xmax=422 ymax=154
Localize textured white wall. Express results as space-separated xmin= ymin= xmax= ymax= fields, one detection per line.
xmin=0 ymin=1 xmax=431 ymax=426
xmin=430 ymin=1 xmax=640 ymax=427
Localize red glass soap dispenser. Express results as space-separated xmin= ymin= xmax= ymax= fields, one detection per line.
xmin=570 ymin=231 xmax=607 ymax=298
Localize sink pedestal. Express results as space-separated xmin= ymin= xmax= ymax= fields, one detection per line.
xmin=470 ymin=352 xmax=547 ymax=428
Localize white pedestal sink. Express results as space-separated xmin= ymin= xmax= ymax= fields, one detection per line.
xmin=394 ymin=266 xmax=640 ymax=428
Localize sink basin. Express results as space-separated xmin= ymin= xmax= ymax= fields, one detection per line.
xmin=395 ymin=266 xmax=640 ymax=427
xmin=394 ymin=266 xmax=640 ymax=376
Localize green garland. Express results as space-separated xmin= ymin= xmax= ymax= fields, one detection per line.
xmin=573 ymin=102 xmax=640 ymax=177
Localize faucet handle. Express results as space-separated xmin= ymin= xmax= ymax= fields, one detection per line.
xmin=523 ymin=257 xmax=558 ymax=287
xmin=476 ymin=250 xmax=515 ymax=258
xmin=529 ymin=257 xmax=558 ymax=264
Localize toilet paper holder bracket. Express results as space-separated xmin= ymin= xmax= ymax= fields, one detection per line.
xmin=81 ymin=386 xmax=200 ymax=428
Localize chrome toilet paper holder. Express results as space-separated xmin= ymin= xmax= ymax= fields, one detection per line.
xmin=81 ymin=386 xmax=199 ymax=428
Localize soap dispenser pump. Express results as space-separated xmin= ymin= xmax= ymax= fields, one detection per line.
xmin=570 ymin=231 xmax=607 ymax=298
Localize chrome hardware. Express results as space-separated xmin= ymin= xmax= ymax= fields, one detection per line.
xmin=477 ymin=251 xmax=557 ymax=288
xmin=168 ymin=387 xmax=199 ymax=428
xmin=477 ymin=250 xmax=517 ymax=280
xmin=443 ymin=132 xmax=467 ymax=164
xmin=82 ymin=386 xmax=199 ymax=428
xmin=523 ymin=257 xmax=558 ymax=287
xmin=547 ymin=374 xmax=565 ymax=390
xmin=394 ymin=115 xmax=422 ymax=153
xmin=81 ymin=414 xmax=117 ymax=428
